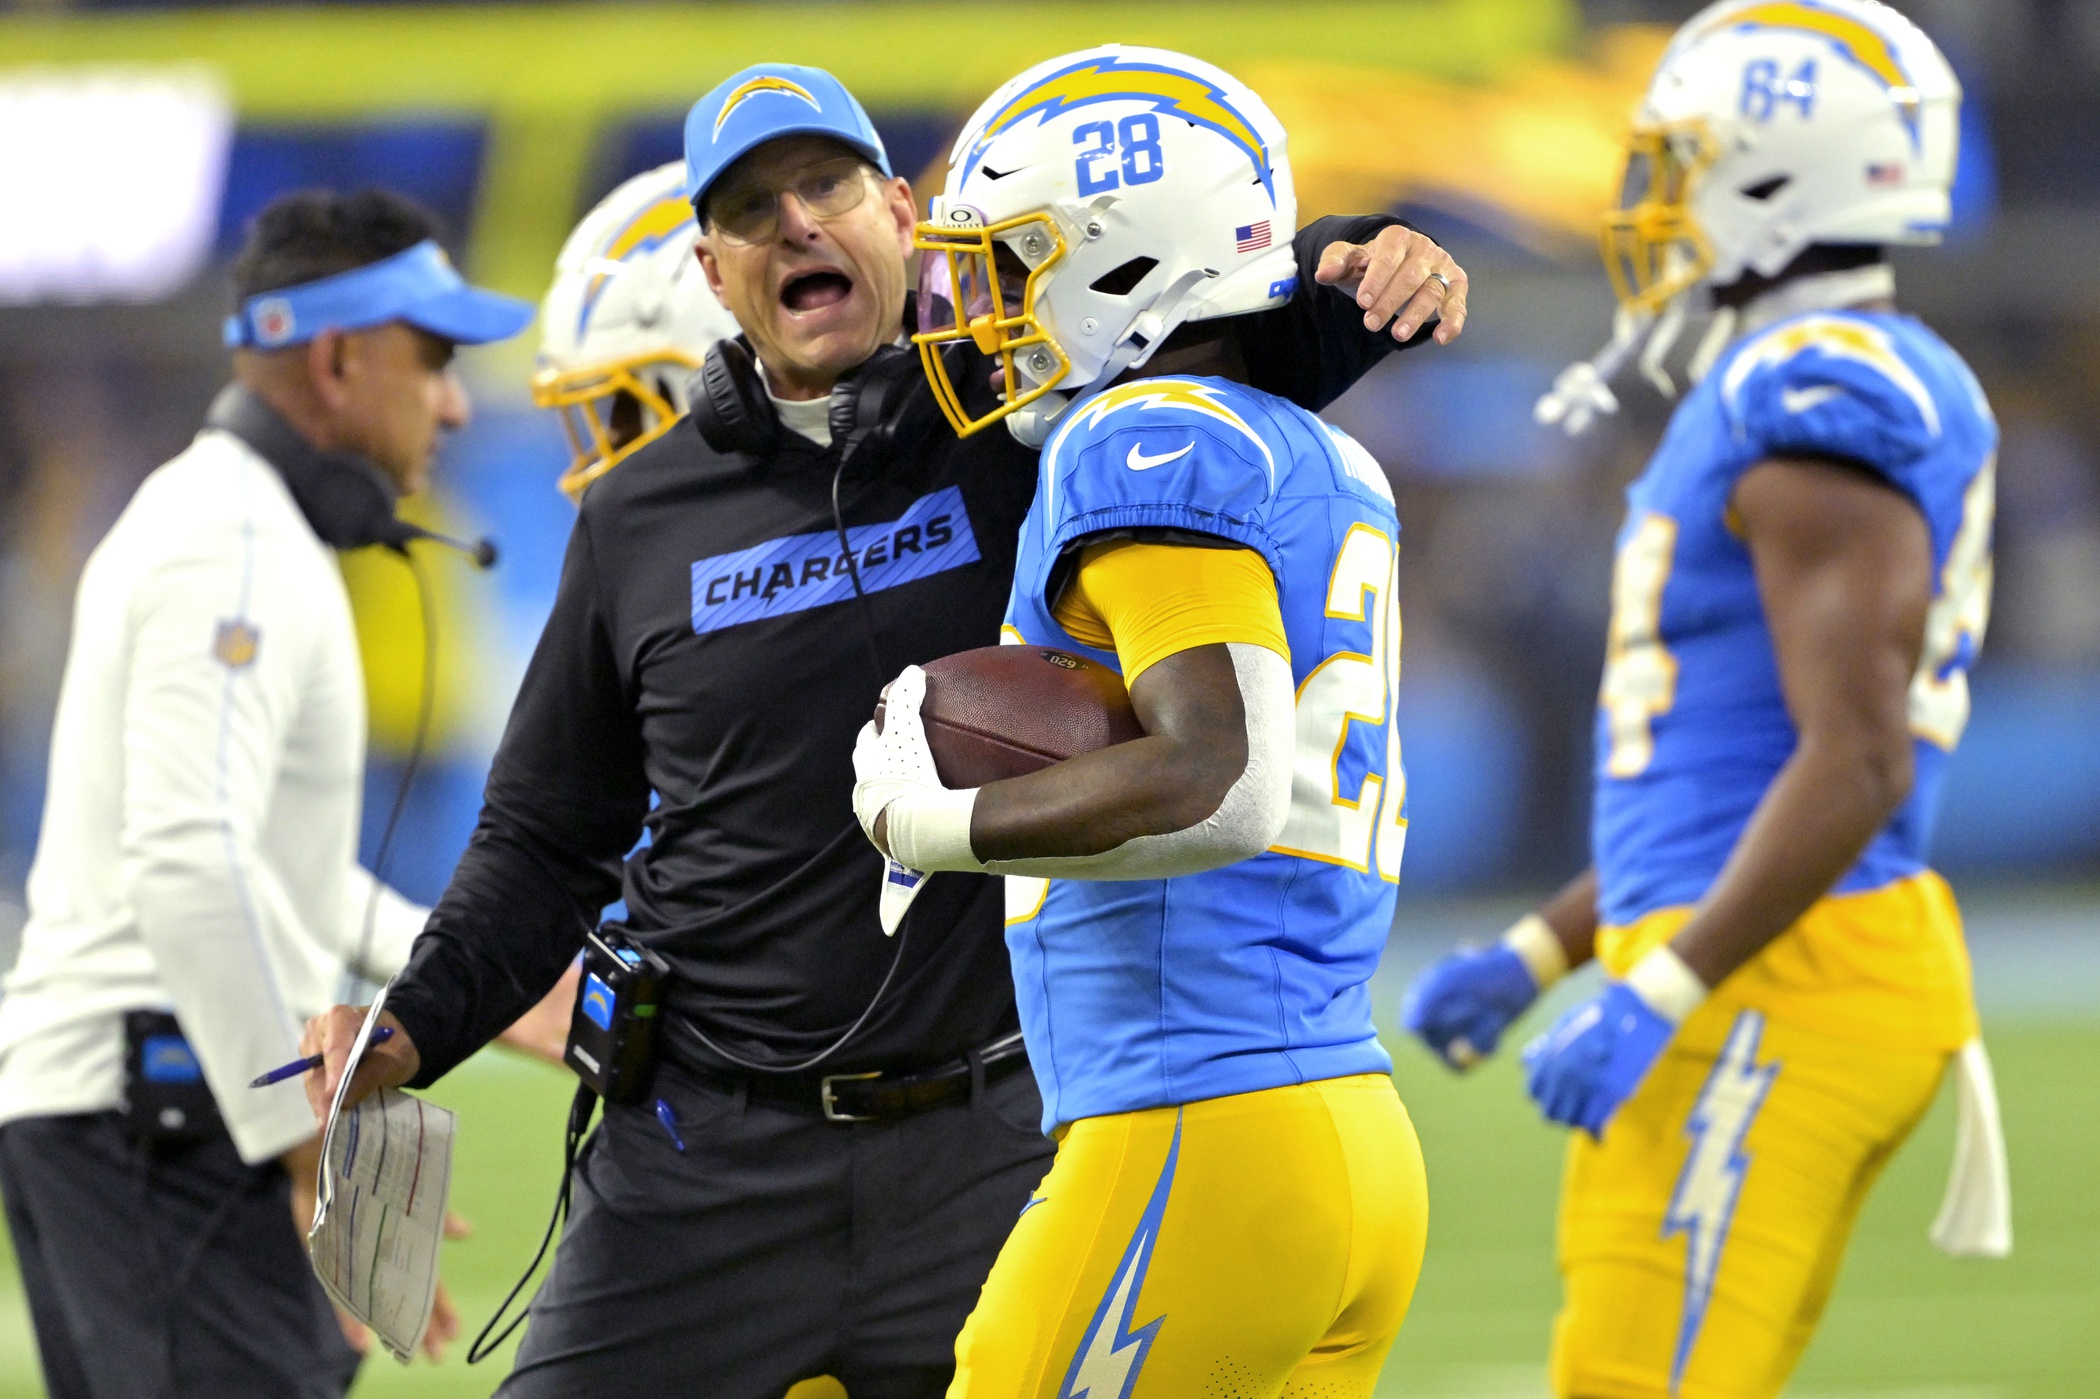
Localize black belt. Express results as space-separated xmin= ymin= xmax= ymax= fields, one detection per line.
xmin=682 ymin=1031 xmax=1030 ymax=1123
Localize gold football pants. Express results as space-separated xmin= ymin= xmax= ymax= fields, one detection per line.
xmin=1552 ymin=1004 xmax=1949 ymax=1399
xmin=949 ymin=1073 xmax=1428 ymax=1399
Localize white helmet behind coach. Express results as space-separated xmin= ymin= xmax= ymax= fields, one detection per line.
xmin=1606 ymin=0 xmax=1961 ymax=312
xmin=911 ymin=45 xmax=1297 ymax=446
xmin=535 ymin=161 xmax=739 ymax=501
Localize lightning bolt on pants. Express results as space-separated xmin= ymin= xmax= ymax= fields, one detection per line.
xmin=1550 ymin=1004 xmax=1949 ymax=1399
xmin=947 ymin=1074 xmax=1427 ymax=1399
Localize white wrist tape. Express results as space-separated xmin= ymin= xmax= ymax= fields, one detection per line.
xmin=884 ymin=786 xmax=981 ymax=873
xmin=1624 ymin=945 xmax=1709 ymax=1024
xmin=1501 ymin=914 xmax=1569 ymax=989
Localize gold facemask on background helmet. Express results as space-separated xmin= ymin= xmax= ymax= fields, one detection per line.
xmin=1601 ymin=121 xmax=1719 ymax=314
xmin=531 ymin=352 xmax=701 ymax=503
xmin=911 ymin=212 xmax=1070 ymax=439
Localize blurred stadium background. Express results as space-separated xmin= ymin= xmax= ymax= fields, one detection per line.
xmin=0 ymin=0 xmax=2092 ymax=1394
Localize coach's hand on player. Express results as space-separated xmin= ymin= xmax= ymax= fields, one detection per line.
xmin=1402 ymin=944 xmax=1541 ymax=1070
xmin=1314 ymin=224 xmax=1469 ymax=345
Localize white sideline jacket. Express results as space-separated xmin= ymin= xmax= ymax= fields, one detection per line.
xmin=0 ymin=426 xmax=427 ymax=1163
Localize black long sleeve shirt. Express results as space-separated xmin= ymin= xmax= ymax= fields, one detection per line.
xmin=389 ymin=215 xmax=1426 ymax=1085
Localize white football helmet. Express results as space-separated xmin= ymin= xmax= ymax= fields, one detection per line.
xmin=912 ymin=45 xmax=1297 ymax=445
xmin=534 ymin=161 xmax=739 ymax=501
xmin=1606 ymin=0 xmax=1960 ymax=313
xmin=1537 ymin=0 xmax=1963 ymax=435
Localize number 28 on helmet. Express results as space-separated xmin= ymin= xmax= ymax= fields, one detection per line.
xmin=913 ymin=45 xmax=1299 ymax=446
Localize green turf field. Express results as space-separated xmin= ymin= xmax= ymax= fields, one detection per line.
xmin=0 ymin=1017 xmax=2091 ymax=1396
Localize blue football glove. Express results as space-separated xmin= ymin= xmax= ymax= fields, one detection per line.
xmin=1400 ymin=944 xmax=1540 ymax=1070
xmin=1521 ymin=981 xmax=1676 ymax=1138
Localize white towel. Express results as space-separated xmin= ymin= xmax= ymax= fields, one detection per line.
xmin=1929 ymin=1037 xmax=2013 ymax=1258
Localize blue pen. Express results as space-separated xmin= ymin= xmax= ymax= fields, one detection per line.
xmin=248 ymin=1026 xmax=394 ymax=1088
xmin=655 ymin=1098 xmax=687 ymax=1153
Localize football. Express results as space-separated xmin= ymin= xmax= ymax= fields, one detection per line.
xmin=875 ymin=644 xmax=1144 ymax=787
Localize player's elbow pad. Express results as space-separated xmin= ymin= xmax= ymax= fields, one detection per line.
xmin=985 ymin=643 xmax=1294 ymax=881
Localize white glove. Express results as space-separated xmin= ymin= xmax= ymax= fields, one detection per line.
xmin=850 ymin=665 xmax=981 ymax=934
xmin=1534 ymin=358 xmax=1621 ymax=437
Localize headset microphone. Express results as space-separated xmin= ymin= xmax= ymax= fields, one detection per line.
xmin=385 ymin=520 xmax=500 ymax=570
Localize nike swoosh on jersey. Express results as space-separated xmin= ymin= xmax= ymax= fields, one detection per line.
xmin=1126 ymin=441 xmax=1194 ymax=471
xmin=1780 ymin=384 xmax=1847 ymax=415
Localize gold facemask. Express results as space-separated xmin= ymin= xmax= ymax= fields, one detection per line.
xmin=531 ymin=352 xmax=702 ymax=504
xmin=910 ymin=212 xmax=1071 ymax=438
xmin=1601 ymin=122 xmax=1720 ymax=314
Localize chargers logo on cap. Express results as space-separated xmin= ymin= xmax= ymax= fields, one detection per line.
xmin=965 ymin=55 xmax=1274 ymax=199
xmin=713 ymin=75 xmax=822 ymax=139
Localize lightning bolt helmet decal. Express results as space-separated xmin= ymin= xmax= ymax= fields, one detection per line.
xmin=964 ymin=53 xmax=1275 ymax=200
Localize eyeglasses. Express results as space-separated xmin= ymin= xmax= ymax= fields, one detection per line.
xmin=704 ymin=156 xmax=874 ymax=246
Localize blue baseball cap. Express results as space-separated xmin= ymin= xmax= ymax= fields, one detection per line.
xmin=683 ymin=64 xmax=892 ymax=213
xmin=223 ymin=240 xmax=535 ymax=350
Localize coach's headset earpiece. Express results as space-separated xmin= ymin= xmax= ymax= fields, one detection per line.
xmin=829 ymin=343 xmax=941 ymax=464
xmin=688 ymin=335 xmax=781 ymax=458
xmin=687 ymin=336 xmax=937 ymax=466
xmin=204 ymin=385 xmax=497 ymax=568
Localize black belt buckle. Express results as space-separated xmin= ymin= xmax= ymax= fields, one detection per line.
xmin=819 ymin=1070 xmax=882 ymax=1123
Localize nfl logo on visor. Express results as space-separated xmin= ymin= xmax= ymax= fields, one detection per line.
xmin=253 ymin=298 xmax=297 ymax=348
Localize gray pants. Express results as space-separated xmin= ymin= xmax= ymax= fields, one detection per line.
xmin=0 ymin=1113 xmax=361 ymax=1399
xmin=500 ymin=1057 xmax=1055 ymax=1399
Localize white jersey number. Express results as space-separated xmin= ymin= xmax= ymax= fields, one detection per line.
xmin=1909 ymin=455 xmax=1995 ymax=749
xmin=1599 ymin=512 xmax=1681 ymax=779
xmin=1273 ymin=524 xmax=1407 ymax=880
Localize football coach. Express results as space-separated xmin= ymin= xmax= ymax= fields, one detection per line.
xmin=0 ymin=190 xmax=538 ymax=1399
xmin=304 ymin=64 xmax=1469 ymax=1398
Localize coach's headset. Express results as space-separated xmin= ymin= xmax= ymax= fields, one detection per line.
xmin=687 ymin=330 xmax=940 ymax=463
xmin=205 ymin=386 xmax=498 ymax=567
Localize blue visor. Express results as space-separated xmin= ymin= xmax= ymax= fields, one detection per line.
xmin=223 ymin=240 xmax=535 ymax=350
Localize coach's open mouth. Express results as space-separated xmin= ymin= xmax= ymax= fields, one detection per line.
xmin=781 ymin=270 xmax=854 ymax=314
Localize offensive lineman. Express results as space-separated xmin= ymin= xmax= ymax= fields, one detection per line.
xmin=1402 ymin=5 xmax=2006 ymax=1397
xmin=856 ymin=47 xmax=1424 ymax=1395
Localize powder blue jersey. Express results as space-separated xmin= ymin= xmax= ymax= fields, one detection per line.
xmin=1594 ymin=310 xmax=1997 ymax=927
xmin=1001 ymin=376 xmax=1405 ymax=1131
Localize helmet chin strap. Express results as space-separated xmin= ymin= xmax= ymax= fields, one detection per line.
xmin=1538 ymin=262 xmax=1899 ymax=438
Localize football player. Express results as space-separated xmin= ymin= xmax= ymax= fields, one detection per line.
xmin=1402 ymin=4 xmax=2007 ymax=1397
xmin=854 ymin=46 xmax=1424 ymax=1396
xmin=533 ymin=161 xmax=739 ymax=501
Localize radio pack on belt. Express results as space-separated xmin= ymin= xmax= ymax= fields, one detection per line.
xmin=121 ymin=1010 xmax=223 ymax=1148
xmin=565 ymin=927 xmax=670 ymax=1104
